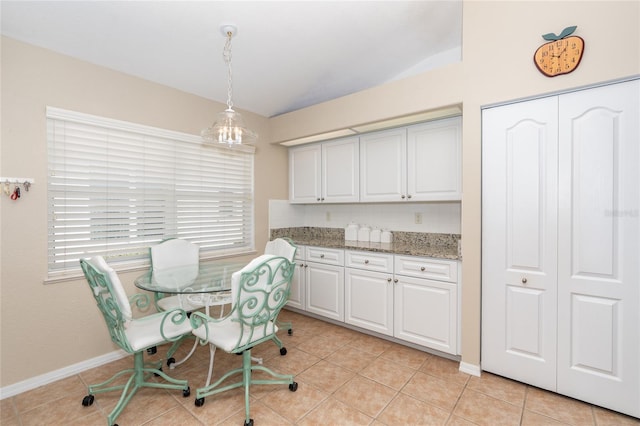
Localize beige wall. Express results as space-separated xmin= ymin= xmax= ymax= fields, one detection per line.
xmin=0 ymin=37 xmax=288 ymax=387
xmin=268 ymin=1 xmax=640 ymax=369
xmin=1 ymin=1 xmax=639 ymax=389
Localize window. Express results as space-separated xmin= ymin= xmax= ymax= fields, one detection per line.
xmin=47 ymin=107 xmax=255 ymax=278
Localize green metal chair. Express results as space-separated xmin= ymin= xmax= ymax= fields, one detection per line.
xmin=79 ymin=256 xmax=192 ymax=426
xmin=190 ymin=254 xmax=298 ymax=426
xmin=264 ymin=238 xmax=297 ymax=337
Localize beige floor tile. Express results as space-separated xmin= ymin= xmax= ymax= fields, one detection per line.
xmin=402 ymin=371 xmax=465 ymax=412
xmin=377 ymin=393 xmax=450 ymax=425
xmin=19 ymin=392 xmax=103 ymax=426
xmin=525 ymin=387 xmax=595 ymax=425
xmin=421 ymin=355 xmax=470 ymax=386
xmin=453 ymin=388 xmax=522 ymax=426
xmin=295 ymin=360 xmax=355 ymax=393
xmin=144 ymin=406 xmax=204 ymax=426
xmin=521 ymin=409 xmax=568 ymax=425
xmin=1 ymin=397 xmax=18 ymax=423
xmin=592 ymin=406 xmax=640 ymax=425
xmin=218 ymin=399 xmax=294 ymax=426
xmin=260 ymin=380 xmax=329 ymax=423
xmin=296 ymin=332 xmax=345 ymax=356
xmin=446 ymin=414 xmax=479 ymax=425
xmin=333 ymin=375 xmax=397 ymax=418
xmin=185 ymin=386 xmax=247 ymax=424
xmin=298 ymin=396 xmax=373 ymax=425
xmin=349 ymin=333 xmax=393 ymax=356
xmin=14 ymin=374 xmax=88 ymax=413
xmin=467 ymin=372 xmax=526 ymax=407
xmin=359 ymin=355 xmax=416 ymax=390
xmin=379 ymin=343 xmax=431 ymax=370
xmin=266 ymin=346 xmax=321 ymax=375
xmin=325 ymin=345 xmax=377 ymax=372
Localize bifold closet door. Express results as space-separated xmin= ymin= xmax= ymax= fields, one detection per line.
xmin=556 ymin=80 xmax=639 ymax=418
xmin=481 ymin=96 xmax=559 ymax=392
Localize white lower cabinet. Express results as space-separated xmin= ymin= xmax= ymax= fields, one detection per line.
xmin=286 ymin=245 xmax=306 ymax=310
xmin=287 ymin=245 xmax=460 ymax=355
xmin=344 ymin=250 xmax=459 ymax=355
xmin=345 ymin=251 xmax=394 ymax=336
xmin=304 ymin=247 xmax=345 ymax=322
xmin=394 ymin=255 xmax=458 ymax=355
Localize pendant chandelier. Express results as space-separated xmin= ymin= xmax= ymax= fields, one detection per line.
xmin=202 ymin=25 xmax=257 ymax=145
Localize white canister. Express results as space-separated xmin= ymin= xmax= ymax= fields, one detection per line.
xmin=358 ymin=225 xmax=371 ymax=242
xmin=381 ymin=230 xmax=393 ymax=243
xmin=345 ymin=223 xmax=359 ymax=241
xmin=370 ymin=228 xmax=381 ymax=243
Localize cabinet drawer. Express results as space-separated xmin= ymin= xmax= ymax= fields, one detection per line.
xmin=394 ymin=255 xmax=457 ymax=282
xmin=345 ymin=250 xmax=393 ymax=273
xmin=306 ymin=246 xmax=344 ymax=266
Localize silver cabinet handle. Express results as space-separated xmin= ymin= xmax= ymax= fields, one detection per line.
xmin=401 ymin=195 xmax=406 ymax=199
xmin=387 ymin=278 xmax=392 ymax=283
xmin=393 ymin=278 xmax=398 ymax=283
xmin=364 ymin=259 xmax=369 ymax=264
xmin=407 ymin=194 xmax=412 ymax=199
xmin=320 ymin=254 xmax=325 ymax=258
xmin=316 ymin=197 xmax=321 ymax=202
xmin=522 ymin=277 xmax=528 ymax=284
xmin=420 ymin=266 xmax=426 ymax=271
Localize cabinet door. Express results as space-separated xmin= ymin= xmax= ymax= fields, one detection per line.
xmin=289 ymin=144 xmax=321 ymax=203
xmin=360 ymin=128 xmax=406 ymax=202
xmin=481 ymin=96 xmax=559 ymax=391
xmin=394 ymin=275 xmax=457 ymax=354
xmin=407 ymin=117 xmax=461 ymax=201
xmin=556 ymin=80 xmax=639 ymax=417
xmin=305 ymin=262 xmax=344 ymax=321
xmin=322 ymin=137 xmax=359 ymax=203
xmin=287 ymin=246 xmax=305 ymax=310
xmin=345 ymin=268 xmax=393 ymax=336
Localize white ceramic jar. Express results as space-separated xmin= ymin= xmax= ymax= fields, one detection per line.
xmin=358 ymin=225 xmax=371 ymax=242
xmin=370 ymin=228 xmax=381 ymax=243
xmin=345 ymin=223 xmax=359 ymax=241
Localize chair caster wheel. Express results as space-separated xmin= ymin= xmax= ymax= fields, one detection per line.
xmin=288 ymin=328 xmax=293 ymax=335
xmin=280 ymin=347 xmax=287 ymax=356
xmin=195 ymin=397 xmax=205 ymax=407
xmin=289 ymin=381 xmax=298 ymax=392
xmin=167 ymin=357 xmax=176 ymax=367
xmin=244 ymin=419 xmax=254 ymax=426
xmin=147 ymin=346 xmax=157 ymax=355
xmin=154 ymin=367 xmax=163 ymax=377
xmin=81 ymin=395 xmax=94 ymax=406
xmin=183 ymin=386 xmax=190 ymax=397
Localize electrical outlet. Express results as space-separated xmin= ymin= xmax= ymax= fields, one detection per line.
xmin=326 ymin=211 xmax=331 ymax=222
xmin=415 ymin=212 xmax=422 ymax=224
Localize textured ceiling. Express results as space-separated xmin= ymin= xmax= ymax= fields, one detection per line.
xmin=1 ymin=1 xmax=462 ymax=117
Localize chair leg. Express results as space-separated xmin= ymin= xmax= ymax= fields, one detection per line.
xmin=82 ymin=351 xmax=190 ymax=425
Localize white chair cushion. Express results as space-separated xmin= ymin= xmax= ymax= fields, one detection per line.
xmin=88 ymin=256 xmax=133 ymax=321
xmin=126 ymin=313 xmax=192 ymax=352
xmin=192 ymin=317 xmax=279 ymax=353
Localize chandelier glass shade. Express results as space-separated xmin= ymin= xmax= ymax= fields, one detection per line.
xmin=202 ymin=25 xmax=257 ymax=145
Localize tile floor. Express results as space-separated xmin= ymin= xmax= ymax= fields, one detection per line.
xmin=2 ymin=310 xmax=639 ymax=425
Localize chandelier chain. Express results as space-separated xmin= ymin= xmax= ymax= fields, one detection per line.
xmin=223 ymin=31 xmax=234 ymax=111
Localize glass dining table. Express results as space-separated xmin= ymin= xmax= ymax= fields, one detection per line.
xmin=134 ymin=260 xmax=247 ymax=378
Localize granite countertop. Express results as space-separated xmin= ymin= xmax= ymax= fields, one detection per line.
xmin=270 ymin=227 xmax=461 ymax=260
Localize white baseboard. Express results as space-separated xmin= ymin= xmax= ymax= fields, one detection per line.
xmin=459 ymin=361 xmax=481 ymax=377
xmin=0 ymin=349 xmax=128 ymax=400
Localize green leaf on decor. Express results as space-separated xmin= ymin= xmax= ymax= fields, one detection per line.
xmin=542 ymin=26 xmax=577 ymax=41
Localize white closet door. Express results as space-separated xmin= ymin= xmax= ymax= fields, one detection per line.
xmin=481 ymin=96 xmax=559 ymax=391
xmin=557 ymin=79 xmax=639 ymax=417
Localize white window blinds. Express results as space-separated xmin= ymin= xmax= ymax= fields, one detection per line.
xmin=47 ymin=107 xmax=255 ymax=277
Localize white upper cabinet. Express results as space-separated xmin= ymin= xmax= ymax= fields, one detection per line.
xmin=407 ymin=117 xmax=462 ymax=201
xmin=360 ymin=117 xmax=461 ymax=202
xmin=289 ymin=137 xmax=359 ymax=204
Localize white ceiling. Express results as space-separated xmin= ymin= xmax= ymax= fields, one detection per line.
xmin=1 ymin=1 xmax=462 ymax=118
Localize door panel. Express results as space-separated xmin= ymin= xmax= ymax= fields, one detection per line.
xmin=482 ymin=96 xmax=558 ymax=391
xmin=557 ymin=80 xmax=639 ymax=417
